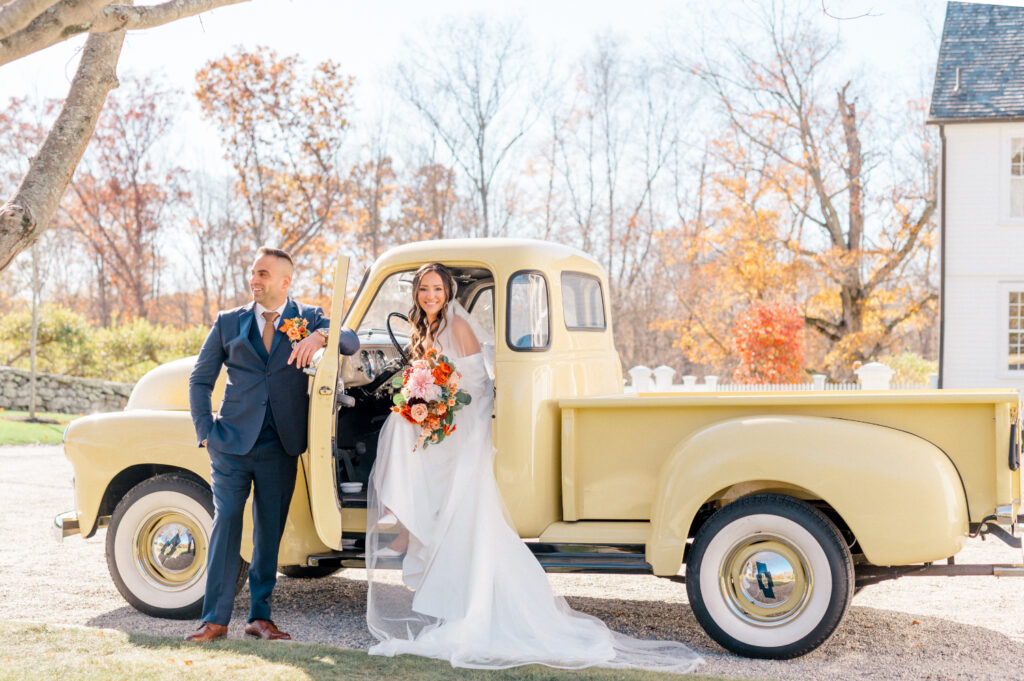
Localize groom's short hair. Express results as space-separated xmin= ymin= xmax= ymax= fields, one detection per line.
xmin=256 ymin=246 xmax=294 ymax=271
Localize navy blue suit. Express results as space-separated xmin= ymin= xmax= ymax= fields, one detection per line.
xmin=188 ymin=298 xmax=335 ymax=626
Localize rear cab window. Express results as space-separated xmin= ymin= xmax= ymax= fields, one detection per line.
xmin=561 ymin=272 xmax=606 ymax=331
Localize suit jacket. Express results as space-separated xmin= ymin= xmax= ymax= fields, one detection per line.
xmin=189 ymin=298 xmax=344 ymax=457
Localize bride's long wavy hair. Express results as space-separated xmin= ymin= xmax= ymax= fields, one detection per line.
xmin=408 ymin=262 xmax=455 ymax=360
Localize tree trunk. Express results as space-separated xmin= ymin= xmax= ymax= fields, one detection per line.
xmin=29 ymin=241 xmax=39 ymax=419
xmin=0 ymin=29 xmax=125 ymax=272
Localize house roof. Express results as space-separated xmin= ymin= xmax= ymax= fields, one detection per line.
xmin=929 ymin=1 xmax=1024 ymax=122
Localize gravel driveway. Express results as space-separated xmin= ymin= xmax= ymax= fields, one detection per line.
xmin=2 ymin=444 xmax=1022 ymax=680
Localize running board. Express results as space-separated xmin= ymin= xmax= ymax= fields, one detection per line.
xmin=529 ymin=542 xmax=651 ymax=573
xmin=855 ymin=563 xmax=1024 ymax=586
xmin=304 ymin=541 xmax=653 ymax=573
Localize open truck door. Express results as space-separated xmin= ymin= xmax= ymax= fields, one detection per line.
xmin=305 ymin=255 xmax=350 ymax=550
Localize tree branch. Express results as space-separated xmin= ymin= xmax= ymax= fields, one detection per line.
xmin=0 ymin=0 xmax=56 ymax=38
xmin=804 ymin=315 xmax=842 ymax=342
xmin=883 ymin=292 xmax=937 ymax=335
xmin=0 ymin=28 xmax=125 ymax=271
xmin=1 ymin=0 xmax=248 ymax=67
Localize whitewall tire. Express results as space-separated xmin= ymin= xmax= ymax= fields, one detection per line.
xmin=105 ymin=474 xmax=246 ymax=619
xmin=686 ymin=494 xmax=854 ymax=659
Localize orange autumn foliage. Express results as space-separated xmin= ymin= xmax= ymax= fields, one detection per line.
xmin=731 ymin=302 xmax=806 ymax=384
xmin=195 ymin=46 xmax=354 ymax=288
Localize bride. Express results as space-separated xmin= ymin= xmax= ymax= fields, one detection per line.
xmin=365 ymin=262 xmax=703 ymax=673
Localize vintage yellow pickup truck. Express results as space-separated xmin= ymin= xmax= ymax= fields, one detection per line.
xmin=58 ymin=238 xmax=1023 ymax=659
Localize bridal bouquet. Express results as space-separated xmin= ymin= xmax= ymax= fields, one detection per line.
xmin=391 ymin=348 xmax=472 ymax=449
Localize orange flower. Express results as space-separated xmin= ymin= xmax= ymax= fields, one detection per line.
xmin=436 ymin=402 xmax=447 ymax=417
xmin=279 ymin=317 xmax=309 ymax=343
xmin=396 ymin=404 xmax=418 ymax=425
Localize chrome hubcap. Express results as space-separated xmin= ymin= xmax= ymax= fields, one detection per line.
xmin=719 ymin=534 xmax=812 ymax=626
xmin=133 ymin=509 xmax=207 ymax=590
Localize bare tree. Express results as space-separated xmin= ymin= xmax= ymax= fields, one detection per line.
xmin=543 ymin=35 xmax=683 ymax=369
xmin=184 ymin=172 xmax=248 ymax=325
xmin=0 ymin=0 xmax=248 ymax=272
xmin=395 ymin=16 xmax=546 ymax=237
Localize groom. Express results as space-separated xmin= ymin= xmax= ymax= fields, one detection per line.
xmin=186 ymin=246 xmax=357 ymax=643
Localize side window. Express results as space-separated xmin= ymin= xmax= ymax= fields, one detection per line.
xmin=506 ymin=271 xmax=550 ymax=351
xmin=1013 ymin=138 xmax=1024 ymax=219
xmin=561 ymin=272 xmax=606 ymax=330
xmin=468 ymin=287 xmax=495 ymax=339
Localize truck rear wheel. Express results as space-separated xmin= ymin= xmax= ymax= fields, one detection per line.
xmin=685 ymin=494 xmax=853 ymax=659
xmin=106 ymin=474 xmax=247 ymax=619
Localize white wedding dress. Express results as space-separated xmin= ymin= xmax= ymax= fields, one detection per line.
xmin=365 ymin=303 xmax=702 ymax=673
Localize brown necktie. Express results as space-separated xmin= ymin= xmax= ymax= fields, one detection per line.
xmin=262 ymin=311 xmax=279 ymax=353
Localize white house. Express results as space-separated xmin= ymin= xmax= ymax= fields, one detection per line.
xmin=929 ymin=1 xmax=1024 ymax=389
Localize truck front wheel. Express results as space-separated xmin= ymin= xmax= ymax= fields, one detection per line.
xmin=106 ymin=474 xmax=247 ymax=619
xmin=685 ymin=494 xmax=853 ymax=659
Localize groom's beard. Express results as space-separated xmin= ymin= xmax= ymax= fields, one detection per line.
xmin=251 ymin=287 xmax=284 ymax=307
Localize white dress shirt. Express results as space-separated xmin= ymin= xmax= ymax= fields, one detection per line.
xmin=254 ymin=300 xmax=288 ymax=336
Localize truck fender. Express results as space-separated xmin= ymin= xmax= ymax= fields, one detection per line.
xmin=64 ymin=410 xmax=323 ymax=565
xmin=647 ymin=415 xmax=969 ymax=575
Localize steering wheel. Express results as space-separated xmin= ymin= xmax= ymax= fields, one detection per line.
xmin=386 ymin=311 xmax=410 ymax=364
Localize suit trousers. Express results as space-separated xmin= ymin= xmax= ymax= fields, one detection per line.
xmin=202 ymin=439 xmax=298 ymax=625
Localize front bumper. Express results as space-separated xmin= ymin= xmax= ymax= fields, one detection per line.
xmin=52 ymin=510 xmax=80 ymax=542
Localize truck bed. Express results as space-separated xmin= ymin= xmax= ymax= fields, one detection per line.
xmin=559 ymin=389 xmax=1020 ymax=525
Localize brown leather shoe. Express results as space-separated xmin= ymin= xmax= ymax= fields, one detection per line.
xmin=244 ymin=619 xmax=291 ymax=641
xmin=184 ymin=622 xmax=227 ymax=642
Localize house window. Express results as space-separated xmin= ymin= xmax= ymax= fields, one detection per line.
xmin=1012 ymin=138 xmax=1024 ymax=218
xmin=1010 ymin=291 xmax=1024 ymax=370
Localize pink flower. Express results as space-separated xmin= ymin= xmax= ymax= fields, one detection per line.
xmin=412 ymin=359 xmax=430 ymax=370
xmin=410 ymin=403 xmax=429 ymax=422
xmin=404 ymin=366 xmax=442 ymax=401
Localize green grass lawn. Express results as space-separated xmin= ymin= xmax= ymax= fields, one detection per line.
xmin=0 ymin=410 xmax=79 ymax=446
xmin=0 ymin=622 xmax=732 ymax=681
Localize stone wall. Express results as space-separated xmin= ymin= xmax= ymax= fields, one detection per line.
xmin=0 ymin=366 xmax=133 ymax=414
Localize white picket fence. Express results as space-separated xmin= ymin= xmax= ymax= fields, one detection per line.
xmin=625 ymin=363 xmax=935 ymax=394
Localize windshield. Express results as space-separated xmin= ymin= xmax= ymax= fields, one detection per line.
xmin=358 ymin=270 xmax=415 ymax=335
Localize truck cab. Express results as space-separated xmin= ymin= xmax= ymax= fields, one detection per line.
xmin=304 ymin=239 xmax=622 ymax=552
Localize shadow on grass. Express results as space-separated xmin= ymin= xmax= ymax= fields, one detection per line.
xmin=122 ymin=631 xmax=724 ymax=681
xmin=85 ymin=572 xmax=1024 ymax=680
xmin=90 ymin=574 xmax=715 ymax=655
xmin=84 ymin=575 xmax=721 ymax=679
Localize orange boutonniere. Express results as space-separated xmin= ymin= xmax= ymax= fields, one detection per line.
xmin=279 ymin=317 xmax=309 ymax=347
